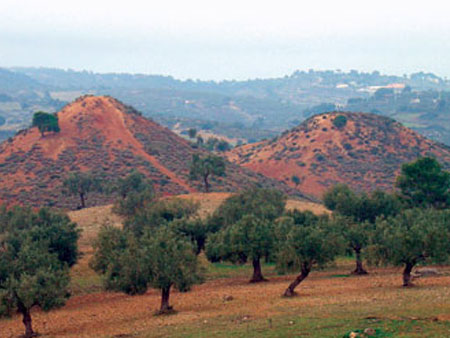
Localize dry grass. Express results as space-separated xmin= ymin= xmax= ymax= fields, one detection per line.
xmin=176 ymin=192 xmax=329 ymax=218
xmin=286 ymin=199 xmax=330 ymax=215
xmin=68 ymin=205 xmax=123 ymax=253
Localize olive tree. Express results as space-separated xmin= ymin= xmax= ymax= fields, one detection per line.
xmin=368 ymin=208 xmax=450 ymax=287
xmin=124 ymin=198 xmax=199 ymax=236
xmin=112 ymin=170 xmax=155 ymax=216
xmin=275 ymin=213 xmax=343 ymax=297
xmin=207 ymin=187 xmax=286 ymax=233
xmin=206 ymin=215 xmax=275 ymax=282
xmin=32 ymin=111 xmax=60 ymax=137
xmin=189 ymin=154 xmax=226 ymax=192
xmin=0 ymin=206 xmax=79 ymax=337
xmin=170 ymin=218 xmax=208 ymax=255
xmin=91 ymin=226 xmax=203 ymax=314
xmin=205 ymin=188 xmax=286 ymax=282
xmin=323 ymin=184 xmax=400 ymax=274
xmin=62 ymin=171 xmax=103 ymax=209
xmin=396 ymin=157 xmax=450 ymax=209
xmin=187 ymin=128 xmax=197 ymax=139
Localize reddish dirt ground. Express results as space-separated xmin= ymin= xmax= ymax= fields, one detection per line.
xmin=1 ymin=266 xmax=449 ymax=337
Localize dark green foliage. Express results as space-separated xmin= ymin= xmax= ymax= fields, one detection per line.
xmin=207 ymin=187 xmax=286 ymax=233
xmin=205 ymin=188 xmax=286 ymax=282
xmin=170 ymin=218 xmax=208 ymax=255
xmin=368 ymin=208 xmax=450 ymax=286
xmin=113 ymin=187 xmax=154 ymax=217
xmin=124 ymin=198 xmax=199 ymax=236
xmin=91 ymin=226 xmax=203 ymax=314
xmin=332 ymin=115 xmax=348 ymax=128
xmin=276 ymin=215 xmax=342 ymax=273
xmin=396 ymin=157 xmax=450 ymax=209
xmin=0 ymin=206 xmax=80 ymax=267
xmin=114 ymin=170 xmax=151 ymax=199
xmin=187 ymin=128 xmax=197 ymax=139
xmin=291 ymin=175 xmax=301 ymax=186
xmin=216 ymin=140 xmax=231 ymax=152
xmin=189 ymin=154 xmax=226 ymax=192
xmin=206 ymin=215 xmax=274 ymax=282
xmin=276 ymin=213 xmax=343 ymax=296
xmin=0 ymin=206 xmax=79 ymax=337
xmin=323 ymin=184 xmax=400 ymax=274
xmin=32 ymin=111 xmax=60 ymax=136
xmin=62 ymin=171 xmax=104 ymax=209
xmin=112 ymin=170 xmax=155 ymax=216
xmin=205 ymin=137 xmax=219 ymax=151
xmin=323 ymin=184 xmax=400 ymax=223
xmin=89 ymin=225 xmax=128 ymax=275
xmin=282 ymin=209 xmax=320 ymax=227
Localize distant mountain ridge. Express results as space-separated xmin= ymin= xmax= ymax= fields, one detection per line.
xmin=227 ymin=112 xmax=450 ymax=198
xmin=1 ymin=67 xmax=450 ymax=146
xmin=0 ymin=96 xmax=308 ymax=208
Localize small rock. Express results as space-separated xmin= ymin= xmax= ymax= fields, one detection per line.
xmin=288 ymin=320 xmax=295 ymax=325
xmin=203 ymin=320 xmax=208 ymax=324
xmin=222 ymin=295 xmax=234 ymax=301
xmin=415 ymin=268 xmax=440 ymax=276
xmin=364 ymin=328 xmax=376 ymax=336
xmin=349 ymin=332 xmax=359 ymax=338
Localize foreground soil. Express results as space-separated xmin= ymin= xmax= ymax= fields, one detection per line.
xmin=1 ymin=197 xmax=448 ymax=337
xmin=2 ymin=264 xmax=449 ymax=337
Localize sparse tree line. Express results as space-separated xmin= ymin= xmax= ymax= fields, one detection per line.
xmin=1 ymin=157 xmax=449 ymax=337
xmin=60 ymin=153 xmax=226 ymax=208
xmin=186 ymin=128 xmax=232 ymax=152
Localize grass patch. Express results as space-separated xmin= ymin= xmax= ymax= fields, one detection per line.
xmin=330 ymin=274 xmax=351 ymax=278
xmin=205 ymin=260 xmax=277 ymax=280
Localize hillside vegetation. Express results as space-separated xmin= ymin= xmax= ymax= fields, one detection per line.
xmin=1 ymin=68 xmax=450 ymax=145
xmin=0 ymin=96 xmax=307 ymax=208
xmin=228 ymin=112 xmax=450 ymax=198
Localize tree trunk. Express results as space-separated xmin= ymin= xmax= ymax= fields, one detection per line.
xmin=403 ymin=262 xmax=415 ymax=287
xmin=19 ymin=305 xmax=35 ymax=338
xmin=158 ymin=285 xmax=173 ymax=314
xmin=79 ymin=192 xmax=86 ymax=209
xmin=352 ymin=248 xmax=368 ymax=275
xmin=283 ymin=262 xmax=311 ymax=297
xmin=203 ymin=174 xmax=210 ymax=193
xmin=250 ymin=258 xmax=267 ymax=283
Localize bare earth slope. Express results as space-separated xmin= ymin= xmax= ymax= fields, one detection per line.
xmin=0 ymin=95 xmax=308 ymax=208
xmin=228 ymin=112 xmax=450 ymax=198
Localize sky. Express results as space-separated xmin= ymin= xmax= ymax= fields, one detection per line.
xmin=1 ymin=0 xmax=450 ymax=80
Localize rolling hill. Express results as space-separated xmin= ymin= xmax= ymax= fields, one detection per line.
xmin=227 ymin=112 xmax=450 ymax=198
xmin=0 ymin=95 xmax=308 ymax=208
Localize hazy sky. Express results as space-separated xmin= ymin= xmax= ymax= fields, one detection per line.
xmin=1 ymin=0 xmax=450 ymax=80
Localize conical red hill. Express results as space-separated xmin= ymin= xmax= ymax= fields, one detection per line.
xmin=0 ymin=95 xmax=307 ymax=208
xmin=227 ymin=112 xmax=450 ymax=198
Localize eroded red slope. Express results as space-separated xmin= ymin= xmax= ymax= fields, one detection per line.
xmin=0 ymin=95 xmax=307 ymax=208
xmin=227 ymin=112 xmax=450 ymax=198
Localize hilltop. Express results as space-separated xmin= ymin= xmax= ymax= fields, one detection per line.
xmin=0 ymin=96 xmax=307 ymax=208
xmin=227 ymin=112 xmax=450 ymax=198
